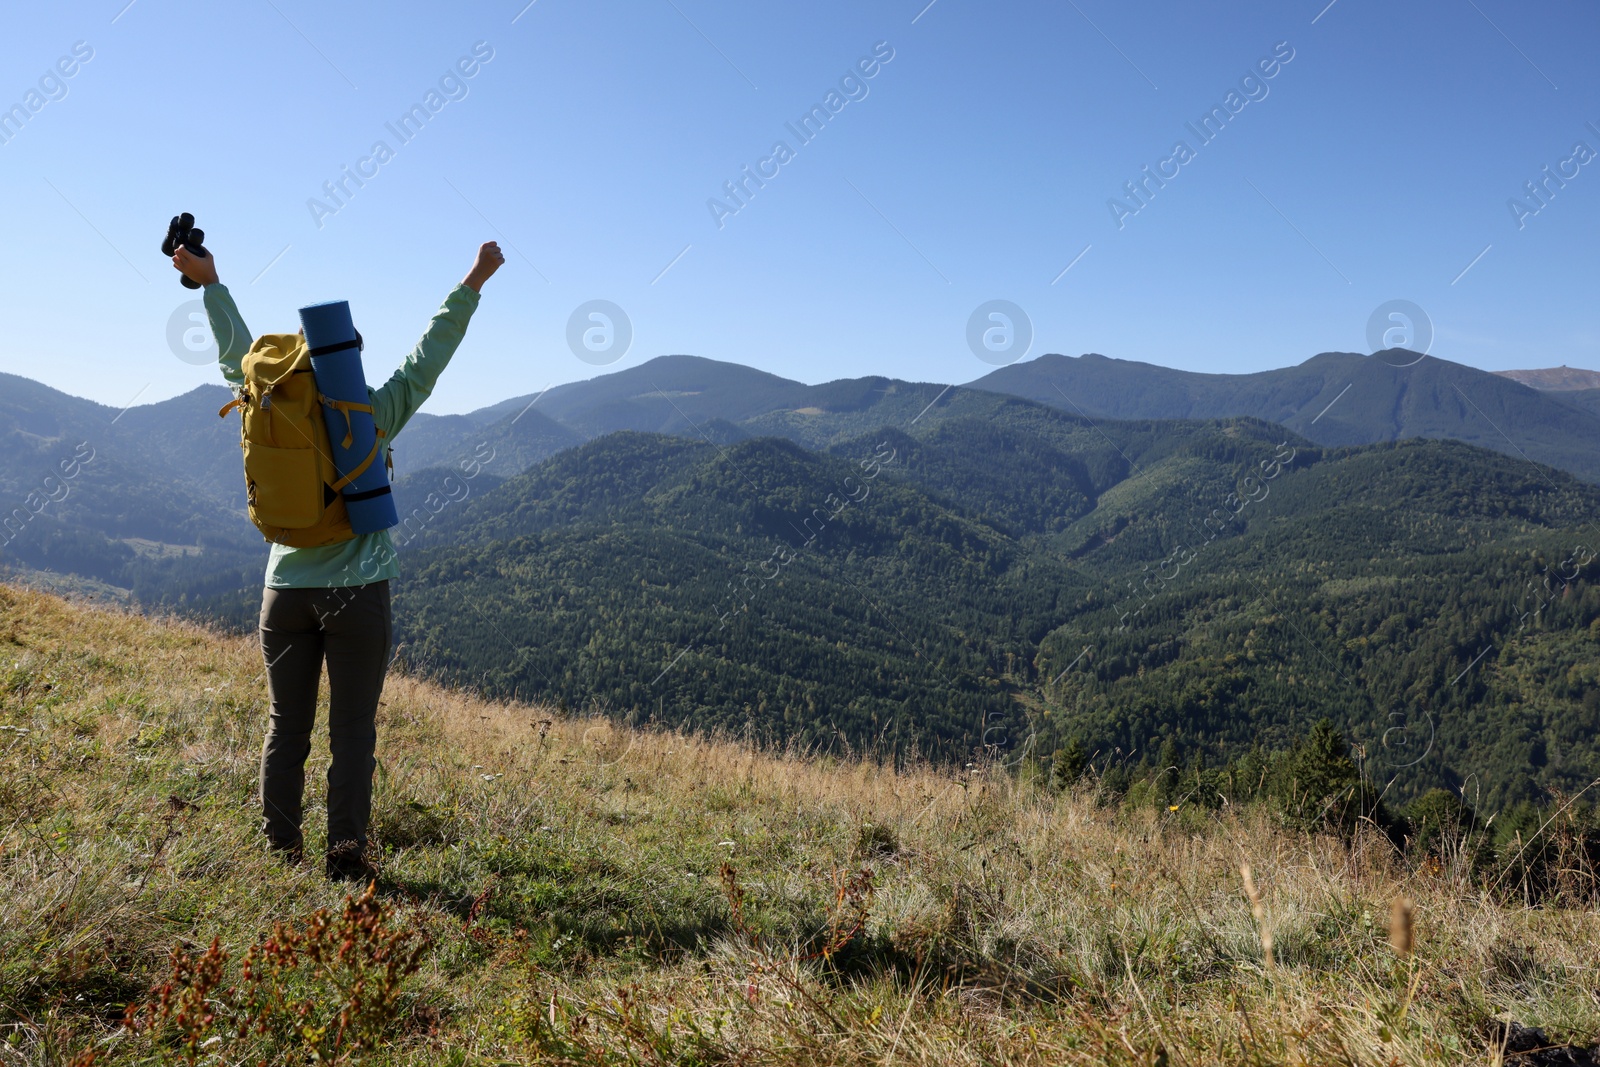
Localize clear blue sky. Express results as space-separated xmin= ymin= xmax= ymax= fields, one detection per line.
xmin=3 ymin=0 xmax=1597 ymax=414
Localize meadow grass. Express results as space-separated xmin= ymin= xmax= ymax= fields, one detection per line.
xmin=1 ymin=581 xmax=1597 ymax=1065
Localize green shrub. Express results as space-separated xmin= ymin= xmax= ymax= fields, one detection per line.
xmin=1049 ymin=737 xmax=1088 ymax=791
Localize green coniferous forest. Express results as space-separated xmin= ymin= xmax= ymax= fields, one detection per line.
xmin=383 ymin=391 xmax=1600 ymax=810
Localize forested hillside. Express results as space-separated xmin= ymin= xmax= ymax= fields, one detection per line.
xmin=390 ymin=392 xmax=1600 ymax=807
xmin=396 ymin=429 xmax=1072 ymax=765
xmin=1033 ymin=439 xmax=1600 ymax=810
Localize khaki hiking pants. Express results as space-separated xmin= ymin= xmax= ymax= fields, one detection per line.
xmin=258 ymin=580 xmax=392 ymax=856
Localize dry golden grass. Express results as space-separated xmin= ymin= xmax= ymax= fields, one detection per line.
xmin=2 ymin=580 xmax=1598 ymax=1065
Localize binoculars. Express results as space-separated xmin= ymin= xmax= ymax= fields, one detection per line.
xmin=161 ymin=212 xmax=209 ymax=289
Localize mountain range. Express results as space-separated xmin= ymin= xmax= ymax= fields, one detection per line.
xmin=9 ymin=346 xmax=1592 ymax=518
xmin=970 ymin=351 xmax=1600 ymax=482
xmin=4 ymin=349 xmax=1598 ymax=807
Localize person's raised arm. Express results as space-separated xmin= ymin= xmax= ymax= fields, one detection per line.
xmin=371 ymin=241 xmax=504 ymax=439
xmin=173 ymin=245 xmax=251 ymax=386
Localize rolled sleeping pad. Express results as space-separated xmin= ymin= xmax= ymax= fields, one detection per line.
xmin=297 ymin=299 xmax=399 ymax=535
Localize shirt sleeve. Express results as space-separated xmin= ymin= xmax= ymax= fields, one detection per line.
xmin=370 ymin=283 xmax=481 ymax=440
xmin=202 ymin=282 xmax=253 ymax=387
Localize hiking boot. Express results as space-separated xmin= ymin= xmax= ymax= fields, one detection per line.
xmin=325 ymin=840 xmax=376 ymax=883
xmin=268 ymin=838 xmax=304 ymax=867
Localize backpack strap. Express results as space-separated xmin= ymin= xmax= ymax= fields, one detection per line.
xmin=219 ymin=386 xmax=249 ymax=419
xmin=327 ymin=426 xmax=390 ymax=494
xmin=329 ymin=441 xmax=379 ymax=492
xmin=319 ymin=395 xmax=376 ymax=449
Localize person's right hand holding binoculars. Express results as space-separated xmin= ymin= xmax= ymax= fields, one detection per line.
xmin=172 ymin=243 xmax=219 ymax=288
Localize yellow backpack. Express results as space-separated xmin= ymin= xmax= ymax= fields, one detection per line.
xmin=217 ymin=333 xmax=387 ymax=547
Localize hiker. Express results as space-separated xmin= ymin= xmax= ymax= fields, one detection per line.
xmin=171 ymin=239 xmax=505 ymax=879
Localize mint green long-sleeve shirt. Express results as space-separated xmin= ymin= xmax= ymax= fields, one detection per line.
xmin=203 ymin=281 xmax=480 ymax=589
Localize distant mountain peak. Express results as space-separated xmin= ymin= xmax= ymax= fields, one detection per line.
xmin=635 ymin=353 xmax=734 ymax=370
xmin=630 ymin=353 xmax=799 ymax=379
xmin=1496 ymin=366 xmax=1600 ymax=391
xmin=966 ymin=346 xmax=1600 ymax=482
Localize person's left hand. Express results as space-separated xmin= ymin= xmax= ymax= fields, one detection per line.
xmin=463 ymin=241 xmax=505 ymax=292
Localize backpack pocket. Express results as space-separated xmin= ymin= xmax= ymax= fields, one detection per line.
xmin=244 ymin=441 xmax=324 ymax=529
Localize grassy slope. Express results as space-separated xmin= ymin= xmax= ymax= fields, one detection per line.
xmin=2 ymin=582 xmax=1598 ymax=1065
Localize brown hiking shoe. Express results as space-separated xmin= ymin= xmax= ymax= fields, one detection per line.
xmin=268 ymin=838 xmax=304 ymax=867
xmin=324 ymin=840 xmax=376 ymax=883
